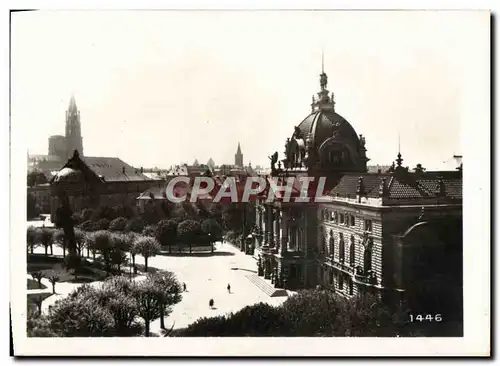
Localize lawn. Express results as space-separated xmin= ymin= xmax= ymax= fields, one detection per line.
xmin=27 ymin=254 xmax=160 ymax=284
xmin=27 ymin=292 xmax=53 ymax=313
xmin=27 ymin=278 xmax=47 ymax=290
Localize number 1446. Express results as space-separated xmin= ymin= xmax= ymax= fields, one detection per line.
xmin=409 ymin=314 xmax=442 ymax=322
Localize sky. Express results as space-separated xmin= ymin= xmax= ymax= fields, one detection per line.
xmin=11 ymin=10 xmax=488 ymax=170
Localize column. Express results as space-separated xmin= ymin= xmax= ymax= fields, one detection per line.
xmin=275 ymin=209 xmax=281 ymax=251
xmin=263 ymin=206 xmax=268 ymax=246
xmin=268 ymin=207 xmax=274 ymax=247
xmin=280 ymin=210 xmax=288 ymax=256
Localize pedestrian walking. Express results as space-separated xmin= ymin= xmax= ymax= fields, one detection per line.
xmin=227 ymin=283 xmax=231 ymax=293
xmin=183 ymin=282 xmax=187 ymax=292
xmin=209 ymin=298 xmax=214 ymax=308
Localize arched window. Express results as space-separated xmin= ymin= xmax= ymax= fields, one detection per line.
xmin=339 ymin=236 xmax=345 ymax=263
xmin=364 ymin=243 xmax=373 ymax=274
xmin=329 ymin=230 xmax=334 ymax=259
xmin=349 ymin=236 xmax=355 ymax=267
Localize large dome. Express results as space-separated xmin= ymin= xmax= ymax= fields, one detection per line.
xmin=296 ymin=110 xmax=360 ymax=154
xmin=52 ymin=167 xmax=85 ymax=183
xmin=282 ymin=70 xmax=369 ymax=173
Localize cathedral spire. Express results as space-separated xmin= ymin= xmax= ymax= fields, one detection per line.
xmin=69 ymin=94 xmax=77 ymax=110
xmin=235 ymin=142 xmax=243 ymax=167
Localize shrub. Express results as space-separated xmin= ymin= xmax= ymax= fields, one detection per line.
xmin=94 ymin=218 xmax=110 ymax=231
xmin=109 ymin=217 xmax=128 ymax=232
xmin=155 ymin=220 xmax=177 ymax=253
xmin=142 ymin=225 xmax=156 ymax=237
xmin=126 ymin=217 xmax=146 ymax=233
xmin=79 ymin=220 xmax=95 ymax=232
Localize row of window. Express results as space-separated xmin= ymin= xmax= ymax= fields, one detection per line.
xmin=324 ymin=269 xmax=354 ymax=295
xmin=321 ymin=209 xmax=373 ymax=232
xmin=322 ymin=230 xmax=373 ymax=273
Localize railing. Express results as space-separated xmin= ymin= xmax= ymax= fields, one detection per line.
xmin=354 ymin=272 xmax=377 ymax=285
xmin=324 ymin=257 xmax=355 ymax=274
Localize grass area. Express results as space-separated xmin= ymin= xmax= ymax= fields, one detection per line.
xmin=27 ymin=254 xmax=160 ymax=284
xmin=28 ymin=254 xmax=115 ymax=284
xmin=27 ymin=292 xmax=53 ymax=312
xmin=27 ymin=278 xmax=47 ymax=290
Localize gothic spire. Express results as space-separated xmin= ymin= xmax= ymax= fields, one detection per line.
xmin=69 ymin=94 xmax=77 ymax=110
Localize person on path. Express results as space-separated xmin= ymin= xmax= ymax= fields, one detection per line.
xmin=183 ymin=282 xmax=187 ymax=292
xmin=209 ymin=298 xmax=214 ymax=308
xmin=227 ymin=283 xmax=231 ymax=293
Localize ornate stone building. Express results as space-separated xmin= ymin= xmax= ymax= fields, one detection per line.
xmin=253 ymin=68 xmax=463 ymax=307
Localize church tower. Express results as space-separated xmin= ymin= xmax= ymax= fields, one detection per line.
xmin=65 ymin=95 xmax=84 ymax=158
xmin=235 ymin=142 xmax=243 ymax=167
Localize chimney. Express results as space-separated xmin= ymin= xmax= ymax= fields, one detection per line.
xmin=141 ymin=167 xmax=144 ymax=174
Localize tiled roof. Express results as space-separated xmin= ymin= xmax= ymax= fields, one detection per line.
xmin=328 ymin=171 xmax=462 ymax=200
xmin=330 ymin=174 xmax=388 ymax=198
xmin=81 ymin=157 xmax=151 ymax=182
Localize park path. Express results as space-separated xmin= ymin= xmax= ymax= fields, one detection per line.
xmin=28 ymin=241 xmax=289 ymax=335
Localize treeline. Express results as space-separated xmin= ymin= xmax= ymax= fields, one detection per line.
xmin=173 ymin=290 xmax=463 ymax=337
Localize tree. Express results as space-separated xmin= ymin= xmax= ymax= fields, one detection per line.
xmin=27 ymin=171 xmax=48 ymax=187
xmin=201 ymin=218 xmax=223 ymax=253
xmin=109 ymin=217 xmax=128 ymax=232
xmin=133 ymin=236 xmax=161 ymax=273
xmin=149 ymin=272 xmax=182 ymax=329
xmin=80 ymin=208 xmax=95 ymax=222
xmin=27 ymin=226 xmax=39 ymax=254
xmin=74 ymin=228 xmax=87 ymax=257
xmin=34 ymin=228 xmax=50 ymax=256
xmin=155 ymin=219 xmax=177 ymax=254
xmin=52 ymin=229 xmax=66 ymax=258
xmin=27 ymin=193 xmax=41 ymax=219
xmin=32 ymin=295 xmax=44 ymax=316
xmin=101 ymin=276 xmax=142 ymax=336
xmin=85 ymin=232 xmax=98 ymax=260
xmin=109 ymin=233 xmax=131 ymax=273
xmin=31 ymin=271 xmax=44 ymax=289
xmin=79 ymin=220 xmax=95 ymax=232
xmin=132 ymin=276 xmax=164 ymax=337
xmin=177 ymin=220 xmax=201 ymax=254
xmin=71 ymin=212 xmax=84 ymax=226
xmin=94 ymin=218 xmax=110 ymax=231
xmin=43 ymin=270 xmax=60 ymax=294
xmin=126 ymin=217 xmax=146 ymax=233
xmin=142 ymin=225 xmax=156 ymax=237
xmin=92 ymin=230 xmax=114 ymax=274
xmin=47 ymin=291 xmax=116 ymax=337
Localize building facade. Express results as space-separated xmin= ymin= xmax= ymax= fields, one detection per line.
xmin=252 ymin=68 xmax=463 ymax=307
xmin=50 ymin=150 xmax=162 ymax=221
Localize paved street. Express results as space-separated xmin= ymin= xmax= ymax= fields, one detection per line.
xmin=28 ymin=239 xmax=288 ymax=334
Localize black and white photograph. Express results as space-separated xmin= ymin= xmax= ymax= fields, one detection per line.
xmin=9 ymin=5 xmax=490 ymax=357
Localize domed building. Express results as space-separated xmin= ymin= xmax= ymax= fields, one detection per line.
xmin=282 ymin=69 xmax=368 ymax=174
xmin=49 ymin=150 xmax=163 ymax=221
xmin=252 ymin=67 xmax=463 ymax=316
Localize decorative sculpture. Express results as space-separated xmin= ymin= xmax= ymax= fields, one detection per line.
xmin=320 ymin=72 xmax=328 ymax=90
xmin=359 ymin=134 xmax=366 ymax=149
xmin=293 ymin=126 xmax=302 ymax=139
xmin=269 ymin=151 xmax=279 ymax=173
